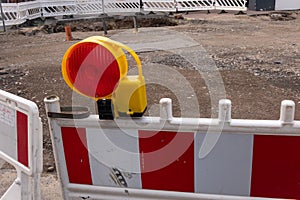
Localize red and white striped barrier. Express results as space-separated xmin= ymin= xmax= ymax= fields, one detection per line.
xmin=45 ymin=95 xmax=299 ymax=200
xmin=0 ymin=89 xmax=43 ymax=200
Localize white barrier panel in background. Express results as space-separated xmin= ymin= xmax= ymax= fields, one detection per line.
xmin=1 ymin=3 xmax=25 ymax=26
xmin=0 ymin=90 xmax=43 ymax=200
xmin=39 ymin=0 xmax=77 ymax=17
xmin=45 ymin=96 xmax=299 ymax=200
xmin=0 ymin=0 xmax=248 ymax=27
xmin=18 ymin=1 xmax=42 ymax=21
xmin=75 ymin=0 xmax=104 ymax=15
xmin=215 ymin=0 xmax=247 ymax=11
xmin=142 ymin=0 xmax=176 ymax=12
xmin=177 ymin=0 xmax=214 ymax=11
xmin=104 ymin=0 xmax=141 ymax=13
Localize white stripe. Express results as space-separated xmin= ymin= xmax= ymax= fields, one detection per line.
xmin=0 ymin=109 xmax=17 ymax=161
xmin=86 ymin=128 xmax=142 ymax=188
xmin=195 ymin=132 xmax=253 ymax=196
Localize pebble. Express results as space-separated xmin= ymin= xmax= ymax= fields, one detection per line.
xmin=274 ymin=61 xmax=282 ymax=65
xmin=47 ymin=166 xmax=55 ymax=173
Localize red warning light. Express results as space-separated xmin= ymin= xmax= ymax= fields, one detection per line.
xmin=65 ymin=42 xmax=121 ymax=98
xmin=62 ymin=36 xmax=147 ymax=119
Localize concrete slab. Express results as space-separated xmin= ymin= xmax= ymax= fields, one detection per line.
xmin=111 ymin=27 xmax=198 ymax=52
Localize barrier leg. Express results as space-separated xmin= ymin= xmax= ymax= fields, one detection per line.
xmin=1 ymin=179 xmax=21 ymax=200
xmin=102 ymin=17 xmax=107 ymax=35
xmin=133 ymin=15 xmax=138 ymax=33
xmin=0 ymin=170 xmax=32 ymax=200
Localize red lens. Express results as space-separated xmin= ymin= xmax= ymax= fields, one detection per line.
xmin=66 ymin=42 xmax=120 ymax=98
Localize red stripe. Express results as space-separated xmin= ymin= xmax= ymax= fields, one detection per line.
xmin=61 ymin=127 xmax=92 ymax=185
xmin=251 ymin=135 xmax=300 ymax=199
xmin=139 ymin=130 xmax=194 ymax=192
xmin=17 ymin=111 xmax=28 ymax=167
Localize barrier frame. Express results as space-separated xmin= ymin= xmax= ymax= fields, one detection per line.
xmin=45 ymin=95 xmax=297 ymax=200
xmin=0 ymin=89 xmax=43 ymax=200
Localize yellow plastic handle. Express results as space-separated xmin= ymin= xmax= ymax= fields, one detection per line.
xmin=90 ymin=36 xmax=143 ymax=79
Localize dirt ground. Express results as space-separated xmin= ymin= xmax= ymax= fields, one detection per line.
xmin=0 ymin=10 xmax=300 ymax=198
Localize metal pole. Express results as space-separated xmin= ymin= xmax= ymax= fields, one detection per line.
xmin=0 ymin=0 xmax=6 ymax=32
xmin=133 ymin=15 xmax=138 ymax=33
xmin=101 ymin=0 xmax=107 ymax=35
xmin=102 ymin=17 xmax=107 ymax=35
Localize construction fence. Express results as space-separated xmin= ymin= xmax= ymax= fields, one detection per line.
xmin=0 ymin=0 xmax=247 ymax=26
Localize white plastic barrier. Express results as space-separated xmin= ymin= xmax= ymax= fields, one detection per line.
xmin=177 ymin=0 xmax=214 ymax=11
xmin=40 ymin=0 xmax=77 ymax=17
xmin=104 ymin=0 xmax=140 ymax=14
xmin=142 ymin=0 xmax=176 ymax=12
xmin=0 ymin=90 xmax=43 ymax=200
xmin=0 ymin=0 xmax=248 ymax=27
xmin=18 ymin=1 xmax=41 ymax=21
xmin=1 ymin=3 xmax=25 ymax=26
xmin=143 ymin=0 xmax=247 ymax=12
xmin=75 ymin=0 xmax=104 ymax=15
xmin=215 ymin=0 xmax=247 ymax=11
xmin=45 ymin=95 xmax=299 ymax=200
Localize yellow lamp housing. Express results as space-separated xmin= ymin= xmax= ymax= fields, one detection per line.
xmin=111 ymin=38 xmax=147 ymax=118
xmin=61 ymin=36 xmax=147 ymax=119
xmin=113 ymin=74 xmax=147 ymax=117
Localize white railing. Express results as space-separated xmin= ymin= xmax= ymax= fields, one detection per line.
xmin=0 ymin=0 xmax=247 ymax=27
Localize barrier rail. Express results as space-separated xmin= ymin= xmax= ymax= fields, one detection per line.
xmin=45 ymin=96 xmax=299 ymax=200
xmin=0 ymin=89 xmax=43 ymax=200
xmin=0 ymin=0 xmax=247 ymax=27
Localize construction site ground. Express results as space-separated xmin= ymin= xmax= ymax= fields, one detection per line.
xmin=0 ymin=10 xmax=300 ymax=199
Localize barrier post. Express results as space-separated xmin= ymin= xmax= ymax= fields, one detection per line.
xmin=279 ymin=100 xmax=295 ymax=124
xmin=160 ymin=98 xmax=173 ymax=121
xmin=218 ymin=99 xmax=231 ymax=122
xmin=102 ymin=16 xmax=107 ymax=35
xmin=0 ymin=0 xmax=6 ymax=32
xmin=133 ymin=15 xmax=138 ymax=33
